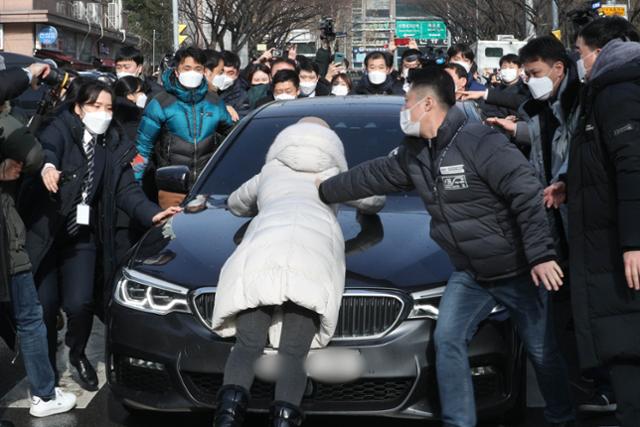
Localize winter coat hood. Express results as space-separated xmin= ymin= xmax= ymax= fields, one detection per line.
xmin=161 ymin=68 xmax=209 ymax=104
xmin=589 ymin=40 xmax=640 ymax=90
xmin=266 ymin=121 xmax=348 ymax=174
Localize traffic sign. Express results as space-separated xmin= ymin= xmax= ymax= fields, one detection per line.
xmin=38 ymin=26 xmax=58 ymax=46
xmin=600 ymin=4 xmax=628 ymax=19
xmin=178 ymin=24 xmax=189 ymax=45
xmin=396 ymin=20 xmax=447 ymax=41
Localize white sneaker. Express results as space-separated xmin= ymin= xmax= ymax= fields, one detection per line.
xmin=29 ymin=387 xmax=77 ymax=417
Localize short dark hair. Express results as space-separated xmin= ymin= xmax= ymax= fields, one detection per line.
xmin=401 ymin=49 xmax=422 ymax=63
xmin=519 ymin=36 xmax=570 ymax=68
xmin=222 ymin=50 xmax=241 ymax=70
xmin=499 ymin=53 xmax=521 ymax=68
xmin=272 ymin=69 xmax=299 ymax=89
xmin=75 ymin=80 xmax=115 ymax=107
xmin=270 ymin=57 xmax=298 ymax=72
xmin=444 ymin=62 xmax=468 ymax=80
xmin=410 ymin=66 xmax=456 ymax=108
xmin=364 ymin=51 xmax=393 ymax=68
xmin=578 ymin=16 xmax=640 ymax=49
xmin=298 ymin=57 xmax=320 ymax=76
xmin=447 ymin=43 xmax=475 ymax=62
xmin=203 ymin=49 xmax=223 ymax=71
xmin=174 ymin=46 xmax=206 ymax=67
xmin=116 ymin=46 xmax=143 ymax=65
xmin=114 ymin=76 xmax=146 ymax=98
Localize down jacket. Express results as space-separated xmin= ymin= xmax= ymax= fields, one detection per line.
xmin=133 ymin=69 xmax=234 ymax=181
xmin=568 ymin=39 xmax=640 ymax=369
xmin=211 ymin=121 xmax=384 ymax=348
xmin=320 ymin=107 xmax=557 ymax=281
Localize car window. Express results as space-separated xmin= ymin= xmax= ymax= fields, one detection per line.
xmin=198 ymin=114 xmax=407 ymax=196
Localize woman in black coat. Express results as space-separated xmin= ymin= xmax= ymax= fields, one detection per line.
xmin=20 ymin=80 xmax=179 ymax=391
xmin=113 ymin=76 xmax=148 ymax=142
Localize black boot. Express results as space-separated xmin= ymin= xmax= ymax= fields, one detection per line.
xmin=69 ymin=353 xmax=98 ymax=391
xmin=269 ymin=401 xmax=304 ymax=427
xmin=213 ymin=385 xmax=249 ymax=427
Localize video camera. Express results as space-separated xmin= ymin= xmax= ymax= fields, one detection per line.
xmin=566 ymin=1 xmax=602 ymax=40
xmin=320 ymin=17 xmax=336 ymax=42
xmin=28 ymin=66 xmax=73 ymax=133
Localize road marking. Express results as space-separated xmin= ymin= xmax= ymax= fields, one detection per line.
xmin=0 ymin=318 xmax=107 ymax=409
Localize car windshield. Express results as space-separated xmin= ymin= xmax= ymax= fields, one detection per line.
xmin=197 ymin=113 xmax=408 ymax=196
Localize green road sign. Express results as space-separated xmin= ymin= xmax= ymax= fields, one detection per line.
xmin=396 ymin=20 xmax=447 ymax=40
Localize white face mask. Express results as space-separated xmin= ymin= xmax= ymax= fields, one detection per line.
xmin=178 ymin=70 xmax=204 ymax=89
xmin=300 ymin=81 xmax=318 ymax=96
xmin=117 ymin=71 xmax=137 ymax=80
xmin=82 ymin=110 xmax=112 ymax=135
xmin=135 ymin=93 xmax=148 ymax=109
xmin=331 ymin=85 xmax=349 ymax=96
xmin=577 ymin=50 xmax=598 ymax=82
xmin=452 ymin=60 xmax=471 ymax=74
xmin=216 ymin=74 xmax=236 ymax=91
xmin=500 ymin=68 xmax=519 ymax=84
xmin=526 ymin=73 xmax=554 ymax=101
xmin=274 ymin=93 xmax=296 ymax=101
xmin=368 ymin=71 xmax=387 ymax=85
xmin=402 ymin=68 xmax=409 ymax=78
xmin=399 ymin=97 xmax=427 ymax=138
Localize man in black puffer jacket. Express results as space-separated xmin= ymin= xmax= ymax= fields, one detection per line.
xmin=318 ymin=68 xmax=575 ymax=427
xmin=545 ymin=17 xmax=640 ymax=427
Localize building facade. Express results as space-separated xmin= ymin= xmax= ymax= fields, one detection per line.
xmin=1 ymin=0 xmax=139 ymax=67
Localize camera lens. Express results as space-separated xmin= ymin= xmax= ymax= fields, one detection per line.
xmin=42 ymin=68 xmax=68 ymax=87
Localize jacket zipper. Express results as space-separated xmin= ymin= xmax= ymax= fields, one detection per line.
xmin=428 ymin=128 xmax=475 ymax=276
xmin=192 ymin=103 xmax=198 ymax=179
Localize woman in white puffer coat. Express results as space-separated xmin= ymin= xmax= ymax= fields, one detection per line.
xmin=211 ymin=117 xmax=384 ymax=427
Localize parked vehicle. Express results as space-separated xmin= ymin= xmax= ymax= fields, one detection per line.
xmin=106 ymin=96 xmax=525 ymax=422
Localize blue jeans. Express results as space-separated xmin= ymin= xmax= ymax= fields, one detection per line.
xmin=9 ymin=271 xmax=56 ymax=399
xmin=434 ymin=271 xmax=574 ymax=427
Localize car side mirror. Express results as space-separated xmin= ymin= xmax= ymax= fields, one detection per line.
xmin=155 ymin=166 xmax=191 ymax=194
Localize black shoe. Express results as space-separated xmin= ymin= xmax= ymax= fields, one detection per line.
xmin=213 ymin=385 xmax=249 ymax=427
xmin=269 ymin=401 xmax=304 ymax=427
xmin=69 ymin=354 xmax=98 ymax=391
xmin=0 ymin=420 xmax=15 ymax=427
xmin=579 ymin=392 xmax=617 ymax=413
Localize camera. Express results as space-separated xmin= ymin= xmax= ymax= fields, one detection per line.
xmin=320 ymin=17 xmax=336 ymax=42
xmin=41 ymin=67 xmax=71 ymax=89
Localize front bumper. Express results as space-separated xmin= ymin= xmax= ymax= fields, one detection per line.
xmin=106 ymin=301 xmax=524 ymax=419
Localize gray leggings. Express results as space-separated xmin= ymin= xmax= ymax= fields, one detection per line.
xmin=223 ymin=302 xmax=319 ymax=406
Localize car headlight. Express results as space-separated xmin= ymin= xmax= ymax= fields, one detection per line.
xmin=408 ymin=285 xmax=506 ymax=320
xmin=114 ymin=268 xmax=192 ymax=315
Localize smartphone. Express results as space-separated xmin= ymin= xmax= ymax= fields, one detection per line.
xmin=256 ymin=44 xmax=267 ymax=52
xmin=334 ymin=52 xmax=345 ymax=65
xmin=394 ymin=38 xmax=410 ymax=46
xmin=272 ymin=49 xmax=283 ymax=58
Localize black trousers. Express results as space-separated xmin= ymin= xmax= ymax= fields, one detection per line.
xmin=36 ymin=231 xmax=97 ymax=378
xmin=610 ymin=362 xmax=640 ymax=427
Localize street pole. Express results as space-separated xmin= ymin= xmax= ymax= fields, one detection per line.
xmin=525 ymin=0 xmax=535 ymax=38
xmin=551 ymin=0 xmax=559 ymax=30
xmin=152 ymin=29 xmax=156 ymax=72
xmin=172 ymin=0 xmax=179 ymax=52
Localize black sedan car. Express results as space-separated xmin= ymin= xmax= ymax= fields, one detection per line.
xmin=106 ymin=96 xmax=525 ymax=421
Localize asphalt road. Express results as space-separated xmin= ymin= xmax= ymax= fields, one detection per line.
xmin=0 ymin=317 xmax=620 ymax=427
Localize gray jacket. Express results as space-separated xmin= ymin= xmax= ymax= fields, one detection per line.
xmin=319 ymin=107 xmax=556 ymax=281
xmin=0 ymin=108 xmax=43 ymax=277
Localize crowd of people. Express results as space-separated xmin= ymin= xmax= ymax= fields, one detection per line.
xmin=0 ymin=13 xmax=639 ymax=427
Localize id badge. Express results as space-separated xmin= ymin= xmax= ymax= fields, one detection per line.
xmin=76 ymin=204 xmax=91 ymax=226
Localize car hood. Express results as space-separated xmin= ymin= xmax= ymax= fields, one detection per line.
xmin=129 ymin=195 xmax=452 ymax=292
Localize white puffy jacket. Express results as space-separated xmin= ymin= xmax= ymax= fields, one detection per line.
xmin=211 ymin=121 xmax=384 ymax=348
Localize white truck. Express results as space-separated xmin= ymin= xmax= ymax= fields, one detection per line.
xmin=471 ymin=35 xmax=527 ymax=77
